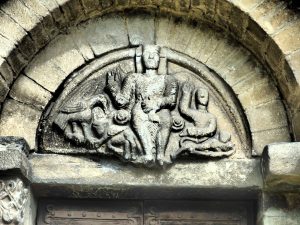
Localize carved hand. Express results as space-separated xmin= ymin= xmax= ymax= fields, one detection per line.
xmin=141 ymin=97 xmax=160 ymax=113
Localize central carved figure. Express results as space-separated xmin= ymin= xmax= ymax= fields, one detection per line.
xmin=107 ymin=45 xmax=177 ymax=164
xmin=52 ymin=45 xmax=235 ymax=167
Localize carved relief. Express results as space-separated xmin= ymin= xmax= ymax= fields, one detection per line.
xmin=41 ymin=45 xmax=239 ymax=167
xmin=0 ymin=178 xmax=28 ymax=225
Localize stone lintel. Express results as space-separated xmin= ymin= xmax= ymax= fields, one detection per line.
xmin=262 ymin=142 xmax=300 ymax=192
xmin=0 ymin=136 xmax=31 ymax=179
xmin=29 ymin=154 xmax=262 ymax=199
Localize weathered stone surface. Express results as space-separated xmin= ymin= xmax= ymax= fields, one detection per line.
xmin=252 ymin=127 xmax=291 ymax=155
xmin=258 ymin=193 xmax=300 ymax=225
xmin=0 ymin=35 xmax=15 ymax=58
xmin=127 ymin=14 xmax=155 ymax=45
xmin=0 ymin=10 xmax=27 ymax=43
xmin=85 ymin=15 xmax=129 ymax=55
xmin=30 ymin=155 xmax=262 ymax=197
xmin=0 ymin=100 xmax=42 ymax=149
xmin=287 ymin=50 xmax=300 ymax=85
xmin=10 ymin=75 xmax=53 ymax=110
xmin=0 ymin=58 xmax=14 ymax=85
xmin=292 ymin=111 xmax=300 ymax=141
xmin=0 ymin=136 xmax=30 ymax=177
xmin=262 ymin=142 xmax=300 ymax=191
xmin=246 ymin=100 xmax=288 ymax=132
xmin=0 ymin=76 xmax=9 ymax=103
xmin=237 ymin=80 xmax=280 ymax=109
xmin=273 ymin=21 xmax=300 ymax=54
xmin=23 ymin=33 xmax=86 ymax=92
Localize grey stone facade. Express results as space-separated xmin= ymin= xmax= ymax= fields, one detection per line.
xmin=0 ymin=0 xmax=299 ymax=224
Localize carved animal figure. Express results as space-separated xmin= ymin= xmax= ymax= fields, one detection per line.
xmin=54 ymin=94 xmax=110 ymax=146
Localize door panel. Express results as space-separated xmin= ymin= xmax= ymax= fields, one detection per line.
xmin=37 ymin=199 xmax=143 ymax=225
xmin=144 ymin=201 xmax=252 ymax=225
xmin=37 ymin=199 xmax=254 ymax=225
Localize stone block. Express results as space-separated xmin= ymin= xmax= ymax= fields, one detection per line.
xmin=1 ymin=0 xmax=40 ymax=32
xmin=287 ymin=50 xmax=300 ymax=86
xmin=81 ymin=0 xmax=101 ymax=15
xmin=237 ymin=80 xmax=280 ymax=109
xmin=44 ymin=35 xmax=85 ymax=75
xmin=17 ymin=34 xmax=38 ymax=60
xmin=10 ymin=75 xmax=53 ymax=110
xmin=258 ymin=193 xmax=300 ymax=225
xmin=85 ymin=16 xmax=129 ymax=56
xmin=246 ymin=100 xmax=288 ymax=132
xmin=6 ymin=48 xmax=28 ymax=74
xmin=39 ymin=0 xmax=67 ymax=29
xmin=191 ymin=0 xmax=216 ymax=17
xmin=252 ymin=127 xmax=291 ymax=155
xmin=0 ymin=58 xmax=14 ymax=86
xmin=127 ymin=14 xmax=155 ymax=45
xmin=262 ymin=5 xmax=297 ymax=35
xmin=30 ymin=155 xmax=262 ymax=195
xmin=265 ymin=38 xmax=284 ymax=73
xmin=215 ymin=0 xmax=247 ymax=38
xmin=24 ymin=56 xmax=67 ymax=93
xmin=0 ymin=76 xmax=9 ymax=103
xmin=0 ymin=100 xmax=42 ymax=149
xmin=56 ymin=0 xmax=86 ymax=24
xmin=0 ymin=136 xmax=30 ymax=177
xmin=24 ymin=33 xmax=86 ymax=92
xmin=233 ymin=0 xmax=263 ymax=13
xmin=70 ymin=29 xmax=95 ymax=61
xmin=0 ymin=35 xmax=15 ymax=58
xmin=273 ymin=21 xmax=300 ymax=54
xmin=262 ymin=142 xmax=300 ymax=191
xmin=243 ymin=19 xmax=268 ymax=59
xmin=0 ymin=11 xmax=27 ymax=43
xmin=292 ymin=111 xmax=300 ymax=141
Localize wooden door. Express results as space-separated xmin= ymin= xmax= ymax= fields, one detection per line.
xmin=37 ymin=199 xmax=254 ymax=225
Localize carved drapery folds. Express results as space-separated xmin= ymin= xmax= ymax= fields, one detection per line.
xmin=40 ymin=45 xmax=248 ymax=167
xmin=0 ymin=178 xmax=28 ymax=225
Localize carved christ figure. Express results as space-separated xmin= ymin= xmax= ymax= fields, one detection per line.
xmin=107 ymin=45 xmax=178 ymax=164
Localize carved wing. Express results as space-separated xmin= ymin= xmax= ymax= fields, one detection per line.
xmin=60 ymin=78 xmax=103 ymax=113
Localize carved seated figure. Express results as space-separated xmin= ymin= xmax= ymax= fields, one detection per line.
xmin=172 ymin=82 xmax=234 ymax=159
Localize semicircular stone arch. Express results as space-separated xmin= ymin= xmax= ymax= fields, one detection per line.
xmin=0 ymin=9 xmax=293 ymax=157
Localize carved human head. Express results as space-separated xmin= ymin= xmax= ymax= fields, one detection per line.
xmin=142 ymin=45 xmax=160 ymax=69
xmin=196 ymin=88 xmax=209 ymax=108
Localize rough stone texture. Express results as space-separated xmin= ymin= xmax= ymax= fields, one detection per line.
xmin=273 ymin=21 xmax=300 ymax=54
xmin=10 ymin=75 xmax=53 ymax=110
xmin=23 ymin=33 xmax=87 ymax=93
xmin=0 ymin=136 xmax=30 ymax=177
xmin=252 ymin=127 xmax=291 ymax=155
xmin=246 ymin=100 xmax=289 ymax=132
xmin=0 ymin=58 xmax=14 ymax=86
xmin=85 ymin=15 xmax=129 ymax=55
xmin=127 ymin=14 xmax=155 ymax=45
xmin=0 ymin=76 xmax=9 ymax=103
xmin=262 ymin=142 xmax=300 ymax=192
xmin=258 ymin=193 xmax=300 ymax=225
xmin=30 ymin=154 xmax=262 ymax=198
xmin=0 ymin=100 xmax=42 ymax=149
